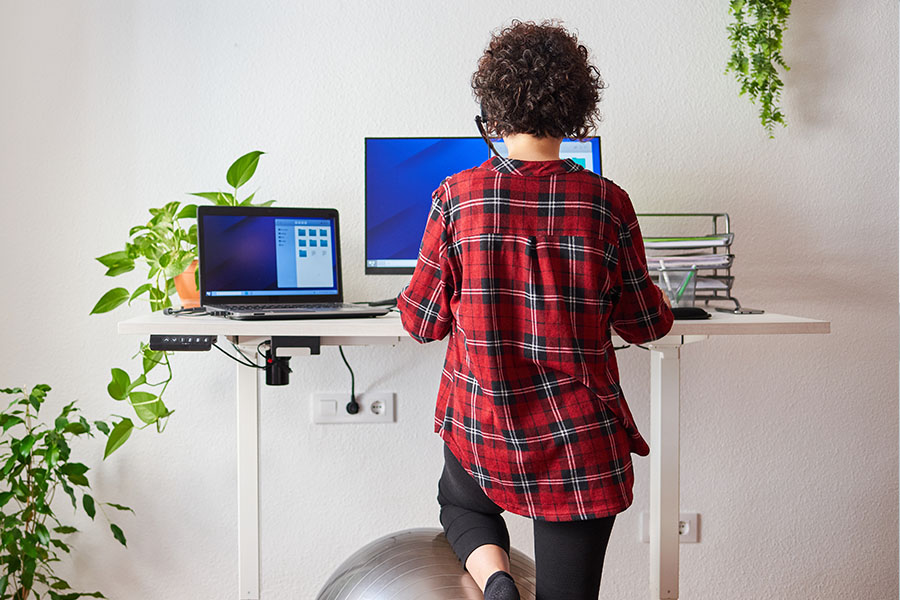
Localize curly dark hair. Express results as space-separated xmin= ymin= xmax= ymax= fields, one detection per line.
xmin=472 ymin=20 xmax=605 ymax=139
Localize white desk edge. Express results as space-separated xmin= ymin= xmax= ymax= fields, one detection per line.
xmin=117 ymin=310 xmax=830 ymax=338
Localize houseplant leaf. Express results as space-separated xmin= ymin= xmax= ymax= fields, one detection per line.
xmin=104 ymin=419 xmax=133 ymax=459
xmin=107 ymin=369 xmax=130 ymax=401
xmin=226 ymin=150 xmax=264 ymax=189
xmin=110 ymin=523 xmax=127 ymax=547
xmin=90 ymin=289 xmax=130 ymax=315
xmin=95 ymin=251 xmax=129 ymax=268
xmin=189 ymin=191 xmax=235 ymax=205
xmin=128 ymin=283 xmax=152 ymax=305
xmin=83 ymin=494 xmax=96 ymax=519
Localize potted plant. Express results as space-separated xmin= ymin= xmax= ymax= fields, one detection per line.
xmin=89 ymin=151 xmax=274 ymax=457
xmin=0 ymin=384 xmax=131 ymax=599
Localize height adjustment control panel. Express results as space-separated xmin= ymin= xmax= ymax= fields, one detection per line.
xmin=149 ymin=334 xmax=216 ymax=352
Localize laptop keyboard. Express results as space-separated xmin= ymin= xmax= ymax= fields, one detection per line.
xmin=222 ymin=303 xmax=361 ymax=311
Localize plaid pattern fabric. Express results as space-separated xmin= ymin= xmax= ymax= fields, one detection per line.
xmin=397 ymin=157 xmax=673 ymax=521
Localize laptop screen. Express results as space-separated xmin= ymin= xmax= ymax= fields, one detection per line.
xmin=198 ymin=207 xmax=342 ymax=304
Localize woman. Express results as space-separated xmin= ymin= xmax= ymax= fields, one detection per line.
xmin=397 ymin=20 xmax=673 ymax=600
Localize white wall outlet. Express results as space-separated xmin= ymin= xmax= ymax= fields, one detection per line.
xmin=312 ymin=392 xmax=395 ymax=424
xmin=639 ymin=512 xmax=700 ymax=543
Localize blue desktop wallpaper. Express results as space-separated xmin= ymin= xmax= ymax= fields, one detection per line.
xmin=366 ymin=138 xmax=492 ymax=264
xmin=201 ymin=215 xmax=276 ymax=293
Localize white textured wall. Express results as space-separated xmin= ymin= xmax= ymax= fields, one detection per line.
xmin=0 ymin=1 xmax=897 ymax=598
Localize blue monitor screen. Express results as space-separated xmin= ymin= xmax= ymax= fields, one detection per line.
xmin=365 ymin=136 xmax=602 ymax=274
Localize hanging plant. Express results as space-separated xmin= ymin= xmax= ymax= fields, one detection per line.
xmin=725 ymin=0 xmax=791 ymax=137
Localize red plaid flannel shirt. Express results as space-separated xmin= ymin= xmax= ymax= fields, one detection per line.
xmin=397 ymin=156 xmax=674 ymax=521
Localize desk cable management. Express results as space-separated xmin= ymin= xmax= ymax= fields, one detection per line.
xmin=208 ymin=340 xmax=360 ymax=413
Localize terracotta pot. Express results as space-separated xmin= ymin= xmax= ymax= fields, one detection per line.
xmin=174 ymin=259 xmax=200 ymax=308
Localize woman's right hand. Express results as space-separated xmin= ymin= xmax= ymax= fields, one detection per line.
xmin=658 ymin=286 xmax=672 ymax=309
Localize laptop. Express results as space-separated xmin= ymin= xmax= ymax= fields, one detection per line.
xmin=197 ymin=206 xmax=390 ymax=320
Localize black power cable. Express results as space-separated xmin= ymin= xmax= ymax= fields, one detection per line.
xmin=338 ymin=346 xmax=359 ymax=414
xmin=212 ymin=343 xmax=265 ymax=369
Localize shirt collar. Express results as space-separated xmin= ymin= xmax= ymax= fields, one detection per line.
xmin=486 ymin=156 xmax=584 ymax=176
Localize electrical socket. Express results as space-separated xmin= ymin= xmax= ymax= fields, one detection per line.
xmin=639 ymin=512 xmax=700 ymax=543
xmin=312 ymin=392 xmax=395 ymax=424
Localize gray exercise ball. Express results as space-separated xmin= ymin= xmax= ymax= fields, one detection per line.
xmin=317 ymin=528 xmax=536 ymax=599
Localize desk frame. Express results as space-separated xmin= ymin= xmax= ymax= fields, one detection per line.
xmin=118 ymin=313 xmax=828 ymax=599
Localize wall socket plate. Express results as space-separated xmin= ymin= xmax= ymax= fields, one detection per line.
xmin=639 ymin=511 xmax=700 ymax=543
xmin=312 ymin=392 xmax=395 ymax=424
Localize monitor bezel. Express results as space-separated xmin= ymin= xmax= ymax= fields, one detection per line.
xmin=197 ymin=205 xmax=344 ymax=305
xmin=364 ymin=136 xmax=602 ymax=276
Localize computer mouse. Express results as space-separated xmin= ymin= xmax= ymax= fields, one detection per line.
xmin=671 ymin=306 xmax=711 ymax=320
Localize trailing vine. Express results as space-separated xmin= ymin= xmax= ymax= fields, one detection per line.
xmin=726 ymin=0 xmax=791 ymax=137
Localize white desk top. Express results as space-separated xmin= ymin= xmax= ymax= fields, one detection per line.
xmin=117 ymin=310 xmax=830 ymax=340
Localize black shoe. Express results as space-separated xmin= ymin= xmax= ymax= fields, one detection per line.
xmin=484 ymin=570 xmax=520 ymax=600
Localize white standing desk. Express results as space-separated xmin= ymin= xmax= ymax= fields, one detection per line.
xmin=118 ymin=311 xmax=829 ymax=600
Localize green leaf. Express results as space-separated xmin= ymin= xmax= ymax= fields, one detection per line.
xmin=239 ymin=192 xmax=256 ymax=206
xmin=90 ymin=288 xmax=129 ymax=315
xmin=129 ymin=392 xmax=165 ymax=424
xmin=128 ymin=283 xmax=153 ymax=305
xmin=83 ymin=494 xmax=96 ymax=519
xmin=110 ymin=523 xmax=127 ymax=547
xmin=175 ymin=204 xmax=197 ymax=219
xmin=104 ymin=502 xmax=135 ymax=514
xmin=53 ymin=526 xmax=78 ymax=535
xmin=63 ymin=422 xmax=88 ymax=435
xmin=0 ymin=415 xmax=24 ymax=433
xmin=164 ymin=253 xmax=194 ymax=279
xmin=95 ymin=251 xmax=129 ymax=267
xmin=47 ymin=444 xmax=60 ymax=467
xmin=142 ymin=349 xmax=164 ymax=373
xmin=59 ymin=462 xmax=89 ymax=477
xmin=34 ymin=523 xmax=50 ymax=546
xmin=107 ymin=368 xmax=130 ymax=401
xmin=104 ymin=419 xmax=133 ymax=459
xmin=1 ymin=454 xmax=17 ymax=476
xmin=18 ymin=434 xmax=35 ymax=456
xmin=94 ymin=421 xmax=110 ymax=436
xmin=0 ymin=492 xmax=14 ymax=508
xmin=0 ymin=387 xmax=23 ymax=394
xmin=259 ymin=199 xmax=276 ymax=207
xmin=190 ymin=191 xmax=234 ymax=206
xmin=226 ymin=151 xmax=265 ymax=189
xmin=55 ymin=415 xmax=69 ymax=431
xmin=104 ymin=261 xmax=135 ymax=277
xmin=60 ymin=478 xmax=77 ymax=508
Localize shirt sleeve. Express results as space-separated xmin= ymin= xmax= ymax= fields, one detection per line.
xmin=396 ymin=182 xmax=455 ymax=343
xmin=609 ymin=191 xmax=674 ymax=344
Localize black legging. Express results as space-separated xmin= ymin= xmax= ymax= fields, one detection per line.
xmin=437 ymin=444 xmax=616 ymax=600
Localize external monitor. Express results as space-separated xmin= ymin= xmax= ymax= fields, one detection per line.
xmin=365 ymin=136 xmax=602 ymax=275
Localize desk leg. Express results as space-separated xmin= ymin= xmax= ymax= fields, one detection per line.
xmin=237 ymin=358 xmax=260 ymax=599
xmin=649 ymin=344 xmax=681 ymax=599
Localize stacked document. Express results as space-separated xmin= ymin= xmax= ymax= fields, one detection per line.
xmin=637 ymin=214 xmax=739 ymax=310
xmin=648 ymin=254 xmax=733 ymax=269
xmin=644 ymin=233 xmax=734 ymax=250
